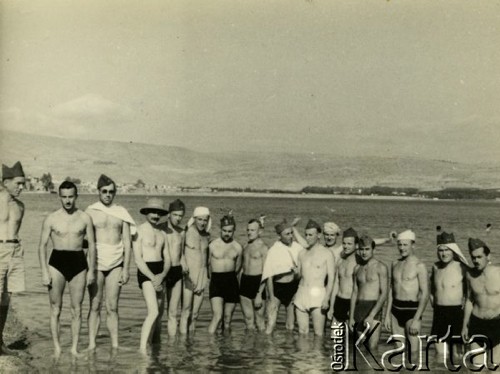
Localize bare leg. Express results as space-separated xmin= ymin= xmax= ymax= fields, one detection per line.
xmin=265 ymin=297 xmax=280 ymax=334
xmin=240 ymin=296 xmax=255 ymax=330
xmin=311 ymin=308 xmax=326 ymax=337
xmin=208 ymin=297 xmax=223 ymax=334
xmin=167 ymin=280 xmax=182 ymax=336
xmin=152 ymin=287 xmax=165 ymax=344
xmin=87 ymin=271 xmax=104 ymax=350
xmin=296 ymin=307 xmax=310 ymax=335
xmin=48 ymin=266 xmax=66 ymax=358
xmin=104 ymin=267 xmax=123 ymax=348
xmin=179 ymin=286 xmax=193 ymax=335
xmin=254 ymin=299 xmax=266 ymax=332
xmin=190 ymin=292 xmax=204 ymax=334
xmin=68 ymin=269 xmax=87 ymax=356
xmin=139 ymin=282 xmax=159 ymax=355
xmin=223 ymin=302 xmax=236 ymax=331
xmin=285 ymin=303 xmax=295 ymax=331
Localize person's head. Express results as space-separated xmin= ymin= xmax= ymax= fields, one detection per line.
xmin=397 ymin=230 xmax=416 ymax=258
xmin=97 ymin=174 xmax=116 ymax=206
xmin=357 ymin=235 xmax=375 ymax=263
xmin=323 ymin=222 xmax=340 ymax=247
xmin=305 ymin=219 xmax=322 ymax=248
xmin=247 ymin=219 xmax=261 ymax=241
xmin=2 ymin=161 xmax=25 ymax=198
xmin=436 ymin=232 xmax=468 ymax=265
xmin=342 ymin=227 xmax=359 ymax=255
xmin=140 ymin=198 xmax=168 ymax=226
xmin=437 ymin=245 xmax=454 ymax=264
xmin=275 ymin=220 xmax=293 ymax=246
xmin=58 ymin=181 xmax=78 ymax=211
xmin=220 ymin=215 xmax=236 ymax=243
xmin=468 ymin=238 xmax=490 ymax=271
xmin=168 ymin=199 xmax=185 ymax=227
xmin=192 ymin=206 xmax=210 ymax=232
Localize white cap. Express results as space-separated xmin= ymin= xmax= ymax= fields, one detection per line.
xmin=323 ymin=222 xmax=340 ymax=234
xmin=397 ymin=229 xmax=416 ymax=242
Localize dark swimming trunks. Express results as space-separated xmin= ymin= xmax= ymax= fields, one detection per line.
xmin=209 ymin=272 xmax=240 ymax=303
xmin=240 ymin=273 xmax=262 ymax=299
xmin=137 ymin=261 xmax=164 ymax=289
xmin=391 ymin=299 xmax=419 ymax=327
xmin=165 ymin=265 xmax=183 ymax=288
xmin=49 ymin=249 xmax=88 ymax=282
xmin=431 ymin=304 xmax=464 ymax=341
xmin=354 ymin=299 xmax=381 ymax=332
xmin=468 ymin=314 xmax=500 ymax=348
xmin=333 ymin=296 xmax=351 ymax=322
xmin=100 ymin=262 xmax=123 ymax=278
xmin=272 ymin=278 xmax=299 ymax=307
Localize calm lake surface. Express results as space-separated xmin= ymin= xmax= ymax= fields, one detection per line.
xmin=13 ymin=194 xmax=500 ymax=372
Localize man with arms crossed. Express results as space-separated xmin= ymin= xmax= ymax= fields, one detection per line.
xmin=180 ymin=206 xmax=210 ymax=334
xmin=162 ymin=199 xmax=186 ymax=336
xmin=462 ymin=238 xmax=500 ymax=366
xmin=262 ymin=219 xmax=303 ymax=334
xmin=349 ymin=235 xmax=388 ymax=350
xmin=384 ymin=230 xmax=428 ymax=356
xmin=294 ymin=220 xmax=334 ymax=336
xmin=0 ymin=162 xmax=26 ymax=355
xmin=240 ymin=218 xmax=268 ymax=331
xmin=86 ymin=174 xmax=135 ymax=350
xmin=38 ymin=181 xmax=96 ymax=357
xmin=208 ymin=215 xmax=242 ymax=333
xmin=430 ymin=232 xmax=468 ymax=361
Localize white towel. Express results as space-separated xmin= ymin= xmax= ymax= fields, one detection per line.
xmin=87 ymin=202 xmax=137 ymax=235
xmin=261 ymin=240 xmax=303 ymax=281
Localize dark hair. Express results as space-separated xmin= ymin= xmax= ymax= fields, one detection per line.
xmin=59 ymin=181 xmax=78 ymax=195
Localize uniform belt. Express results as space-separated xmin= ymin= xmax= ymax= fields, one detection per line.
xmin=0 ymin=239 xmax=19 ymax=243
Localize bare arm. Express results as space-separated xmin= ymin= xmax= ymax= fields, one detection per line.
xmin=292 ymin=226 xmax=307 ymax=249
xmin=408 ymin=262 xmax=429 ymax=335
xmin=462 ymin=273 xmax=473 ymax=340
xmin=324 ymin=251 xmax=335 ymax=310
xmin=84 ymin=213 xmax=96 ymax=285
xmin=429 ymin=265 xmax=435 ymax=307
xmin=121 ymin=221 xmax=132 ymax=284
xmin=132 ymin=230 xmax=156 ymax=281
xmin=367 ymin=263 xmax=388 ymax=321
xmin=384 ymin=263 xmax=394 ymax=331
xmin=38 ymin=216 xmax=52 ymax=286
xmin=234 ymin=243 xmax=243 ymax=274
xmin=349 ymin=265 xmax=359 ymax=329
xmin=160 ymin=232 xmax=171 ymax=278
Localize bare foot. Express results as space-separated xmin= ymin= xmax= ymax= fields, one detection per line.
xmin=70 ymin=348 xmax=86 ymax=358
xmin=53 ymin=346 xmax=62 ymax=360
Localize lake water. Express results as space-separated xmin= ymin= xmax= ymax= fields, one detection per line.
xmin=12 ymin=193 xmax=500 ymax=372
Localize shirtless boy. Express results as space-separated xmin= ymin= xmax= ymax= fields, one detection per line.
xmin=162 ymin=199 xmax=186 ymax=336
xmin=180 ymin=206 xmax=210 ymax=334
xmin=86 ymin=174 xmax=135 ymax=349
xmin=294 ymin=220 xmax=335 ymax=336
xmin=385 ymin=230 xmax=428 ymax=355
xmin=349 ymin=235 xmax=388 ymax=350
xmin=430 ymin=232 xmax=468 ymax=360
xmin=462 ymin=238 xmax=500 ymax=365
xmin=208 ymin=215 xmax=242 ymax=333
xmin=38 ymin=181 xmax=96 ymax=357
xmin=240 ymin=218 xmax=268 ymax=331
xmin=133 ymin=198 xmax=171 ymax=354
xmin=0 ymin=162 xmax=26 ymax=355
xmin=331 ymin=228 xmax=359 ymax=324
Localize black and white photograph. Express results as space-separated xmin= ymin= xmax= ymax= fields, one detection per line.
xmin=1 ymin=0 xmax=500 ymax=372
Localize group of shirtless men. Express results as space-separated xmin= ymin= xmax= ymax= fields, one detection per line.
xmin=1 ymin=161 xmax=499 ymax=365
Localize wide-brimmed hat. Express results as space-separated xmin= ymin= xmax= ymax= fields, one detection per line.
xmin=140 ymin=198 xmax=168 ymax=215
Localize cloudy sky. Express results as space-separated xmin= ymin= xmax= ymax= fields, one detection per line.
xmin=1 ymin=0 xmax=499 ymax=163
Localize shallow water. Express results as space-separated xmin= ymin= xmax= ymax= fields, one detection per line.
xmin=12 ymin=194 xmax=500 ymax=372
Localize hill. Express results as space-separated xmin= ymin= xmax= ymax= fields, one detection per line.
xmin=1 ymin=130 xmax=500 ymax=190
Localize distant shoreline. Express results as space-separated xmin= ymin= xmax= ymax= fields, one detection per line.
xmin=22 ymin=190 xmax=482 ymax=202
